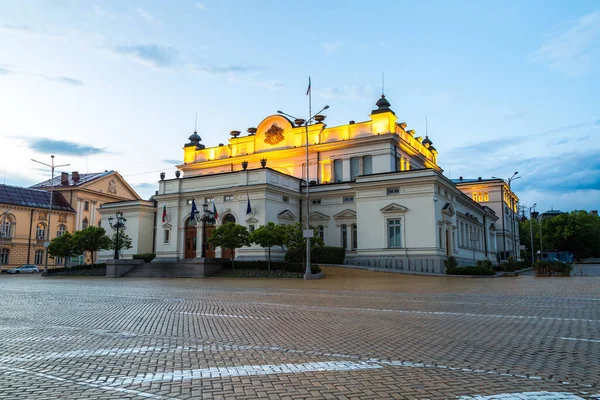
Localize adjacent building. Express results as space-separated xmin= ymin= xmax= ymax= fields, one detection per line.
xmin=103 ymin=94 xmax=517 ymax=272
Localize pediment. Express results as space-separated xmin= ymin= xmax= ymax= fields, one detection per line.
xmin=245 ymin=217 xmax=259 ymax=224
xmin=333 ymin=209 xmax=357 ymax=220
xmin=162 ymin=223 xmax=172 ymax=229
xmin=302 ymin=211 xmax=330 ymax=221
xmin=380 ymin=203 xmax=408 ymax=213
xmin=442 ymin=203 xmax=455 ymax=216
xmin=277 ymin=210 xmax=296 ymax=221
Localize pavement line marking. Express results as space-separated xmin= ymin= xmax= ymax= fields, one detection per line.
xmin=458 ymin=392 xmax=586 ymax=400
xmin=0 ymin=366 xmax=177 ymax=400
xmin=180 ymin=311 xmax=270 ymax=320
xmin=560 ymin=337 xmax=600 ymax=343
xmin=107 ymin=361 xmax=381 ymax=385
xmin=0 ymin=346 xmax=162 ymax=363
xmin=248 ymin=301 xmax=600 ymax=323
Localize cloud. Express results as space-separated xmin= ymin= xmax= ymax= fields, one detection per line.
xmin=162 ymin=159 xmax=181 ymax=165
xmin=114 ymin=44 xmax=178 ymax=69
xmin=189 ymin=63 xmax=262 ymax=75
xmin=40 ymin=75 xmax=85 ymax=86
xmin=0 ymin=67 xmax=12 ymax=74
xmin=532 ymin=10 xmax=600 ymax=76
xmin=20 ymin=138 xmax=108 ymax=156
xmin=132 ymin=182 xmax=155 ymax=189
xmin=133 ymin=7 xmax=162 ymax=25
xmin=0 ymin=23 xmax=33 ymax=34
xmin=502 ymin=112 xmax=527 ymax=121
xmin=316 ymin=85 xmax=373 ymax=100
xmin=321 ymin=41 xmax=343 ymax=53
xmin=93 ymin=5 xmax=117 ymax=18
xmin=194 ymin=2 xmax=206 ymax=10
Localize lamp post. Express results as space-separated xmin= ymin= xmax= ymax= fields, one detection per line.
xmin=526 ymin=204 xmax=537 ymax=264
xmin=193 ymin=203 xmax=215 ymax=258
xmin=493 ymin=172 xmax=520 ymax=260
xmin=108 ymin=211 xmax=127 ymax=260
xmin=32 ymin=155 xmax=70 ymax=274
xmin=277 ymin=105 xmax=329 ymax=276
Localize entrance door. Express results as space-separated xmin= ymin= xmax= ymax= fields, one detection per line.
xmin=204 ymin=224 xmax=216 ymax=258
xmin=185 ymin=219 xmax=197 ymax=259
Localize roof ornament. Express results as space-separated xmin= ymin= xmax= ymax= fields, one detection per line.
xmin=371 ymin=74 xmax=394 ymax=115
xmin=185 ymin=112 xmax=204 ymax=149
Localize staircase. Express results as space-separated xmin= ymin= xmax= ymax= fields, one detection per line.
xmin=121 ymin=259 xmax=222 ymax=278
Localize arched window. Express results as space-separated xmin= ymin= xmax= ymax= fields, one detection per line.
xmin=57 ymin=225 xmax=67 ymax=237
xmin=472 ymin=193 xmax=477 ymax=201
xmin=1 ymin=218 xmax=12 ymax=239
xmin=484 ymin=192 xmax=489 ymax=202
xmin=478 ymin=193 xmax=483 ymax=202
xmin=82 ymin=218 xmax=88 ymax=229
xmin=222 ymin=214 xmax=236 ymax=224
xmin=36 ymin=223 xmax=46 ymax=240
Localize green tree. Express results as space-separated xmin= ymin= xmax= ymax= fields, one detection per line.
xmin=47 ymin=232 xmax=77 ymax=267
xmin=249 ymin=222 xmax=285 ymax=270
xmin=282 ymin=222 xmax=324 ymax=264
xmin=107 ymin=231 xmax=133 ymax=252
xmin=72 ymin=226 xmax=111 ymax=264
xmin=207 ymin=222 xmax=250 ymax=270
xmin=543 ymin=211 xmax=600 ymax=261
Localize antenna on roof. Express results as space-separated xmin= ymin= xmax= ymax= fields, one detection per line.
xmin=381 ymin=72 xmax=384 ymax=96
xmin=194 ymin=112 xmax=197 ymax=133
xmin=426 ymin=118 xmax=428 ymax=135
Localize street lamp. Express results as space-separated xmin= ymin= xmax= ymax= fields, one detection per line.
xmin=193 ymin=203 xmax=215 ymax=258
xmin=492 ymin=172 xmax=521 ymax=260
xmin=108 ymin=211 xmax=127 ymax=260
xmin=277 ymin=105 xmax=329 ymax=276
xmin=32 ymin=155 xmax=70 ymax=274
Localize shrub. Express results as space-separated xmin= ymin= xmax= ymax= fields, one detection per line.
xmin=476 ymin=260 xmax=493 ymax=269
xmin=46 ymin=263 xmax=107 ymax=274
xmin=444 ymin=256 xmax=458 ymax=269
xmin=534 ymin=260 xmax=571 ymax=277
xmin=133 ymin=253 xmax=156 ymax=263
xmin=284 ymin=246 xmax=344 ymax=264
xmin=219 ymin=260 xmax=320 ymax=275
xmin=446 ymin=266 xmax=495 ymax=276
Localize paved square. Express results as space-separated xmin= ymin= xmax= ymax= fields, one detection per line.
xmin=1 ymin=266 xmax=599 ymax=399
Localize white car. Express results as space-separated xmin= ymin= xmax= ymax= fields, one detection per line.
xmin=6 ymin=265 xmax=40 ymax=274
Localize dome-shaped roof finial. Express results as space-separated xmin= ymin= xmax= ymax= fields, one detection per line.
xmin=185 ymin=113 xmax=205 ymax=149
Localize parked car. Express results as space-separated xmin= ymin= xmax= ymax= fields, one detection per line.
xmin=6 ymin=265 xmax=40 ymax=274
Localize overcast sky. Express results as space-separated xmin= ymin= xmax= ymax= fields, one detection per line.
xmin=1 ymin=1 xmax=599 ymax=213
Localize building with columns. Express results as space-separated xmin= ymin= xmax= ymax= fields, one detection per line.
xmin=102 ymin=94 xmax=516 ymax=273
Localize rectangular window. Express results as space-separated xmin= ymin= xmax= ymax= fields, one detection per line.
xmin=164 ymin=229 xmax=170 ymax=244
xmin=333 ymin=159 xmax=343 ymax=182
xmin=35 ymin=250 xmax=44 ymax=265
xmin=1 ymin=221 xmax=11 ymax=239
xmin=343 ymin=196 xmax=354 ymax=203
xmin=350 ymin=157 xmax=360 ymax=180
xmin=351 ymin=223 xmax=357 ymax=250
xmin=363 ymin=156 xmax=372 ymax=175
xmin=55 ymin=256 xmax=63 ymax=266
xmin=387 ymin=188 xmax=400 ymax=195
xmin=224 ymin=195 xmax=234 ymax=202
xmin=282 ymin=196 xmax=289 ymax=203
xmin=248 ymin=224 xmax=255 ymax=233
xmin=311 ymin=199 xmax=321 ymax=205
xmin=317 ymin=225 xmax=324 ymax=239
xmin=0 ymin=248 xmax=8 ymax=264
xmin=341 ymin=224 xmax=348 ymax=249
xmin=84 ymin=201 xmax=89 ymax=211
xmin=388 ymin=219 xmax=402 ymax=248
xmin=204 ymin=197 xmax=215 ymax=204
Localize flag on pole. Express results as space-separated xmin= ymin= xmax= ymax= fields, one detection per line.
xmin=246 ymin=193 xmax=252 ymax=215
xmin=212 ymin=200 xmax=219 ymax=220
xmin=191 ymin=199 xmax=198 ymax=218
xmin=306 ymin=76 xmax=311 ymax=95
xmin=162 ymin=202 xmax=167 ymax=223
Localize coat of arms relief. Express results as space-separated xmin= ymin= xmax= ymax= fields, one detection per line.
xmin=263 ymin=123 xmax=285 ymax=145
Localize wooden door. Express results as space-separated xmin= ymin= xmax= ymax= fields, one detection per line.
xmin=204 ymin=224 xmax=216 ymax=258
xmin=185 ymin=226 xmax=197 ymax=259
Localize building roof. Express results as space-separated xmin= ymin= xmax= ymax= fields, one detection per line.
xmin=30 ymin=171 xmax=113 ymax=189
xmin=453 ymin=177 xmax=502 ymax=184
xmin=0 ymin=184 xmax=75 ymax=212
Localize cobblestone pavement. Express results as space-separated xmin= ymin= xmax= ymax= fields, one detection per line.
xmin=1 ymin=267 xmax=599 ymax=399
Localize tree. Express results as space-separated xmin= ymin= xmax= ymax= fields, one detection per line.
xmin=207 ymin=222 xmax=250 ymax=270
xmin=249 ymin=222 xmax=285 ymax=270
xmin=282 ymin=222 xmax=324 ymax=264
xmin=543 ymin=211 xmax=600 ymax=261
xmin=107 ymin=231 xmax=133 ymax=253
xmin=72 ymin=226 xmax=111 ymax=264
xmin=47 ymin=232 xmax=77 ymax=267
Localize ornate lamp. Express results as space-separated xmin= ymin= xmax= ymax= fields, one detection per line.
xmin=242 ymin=161 xmax=248 ymax=170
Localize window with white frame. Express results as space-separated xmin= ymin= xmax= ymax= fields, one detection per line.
xmin=204 ymin=197 xmax=215 ymax=204
xmin=36 ymin=223 xmax=46 ymax=240
xmin=248 ymin=224 xmax=255 ymax=233
xmin=1 ymin=220 xmax=12 ymax=239
xmin=34 ymin=249 xmax=44 ymax=264
xmin=311 ymin=199 xmax=321 ymax=205
xmin=224 ymin=195 xmax=234 ymax=202
xmin=317 ymin=225 xmax=324 ymax=239
xmin=387 ymin=188 xmax=400 ymax=195
xmin=388 ymin=219 xmax=402 ymax=248
xmin=55 ymin=256 xmax=63 ymax=266
xmin=84 ymin=201 xmax=89 ymax=211
xmin=341 ymin=224 xmax=348 ymax=249
xmin=82 ymin=218 xmax=88 ymax=229
xmin=0 ymin=248 xmax=9 ymax=264
xmin=164 ymin=229 xmax=170 ymax=244
xmin=350 ymin=157 xmax=360 ymax=180
xmin=363 ymin=155 xmax=372 ymax=175
xmin=343 ymin=196 xmax=354 ymax=203
xmin=57 ymin=224 xmax=67 ymax=237
xmin=351 ymin=223 xmax=357 ymax=250
xmin=333 ymin=159 xmax=343 ymax=182
xmin=282 ymin=196 xmax=289 ymax=203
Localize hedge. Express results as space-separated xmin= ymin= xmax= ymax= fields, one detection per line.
xmin=446 ymin=266 xmax=495 ymax=276
xmin=285 ymin=246 xmax=345 ymax=264
xmin=533 ymin=260 xmax=572 ymax=277
xmin=133 ymin=253 xmax=156 ymax=263
xmin=221 ymin=260 xmax=321 ymax=274
xmin=46 ymin=263 xmax=107 ymax=276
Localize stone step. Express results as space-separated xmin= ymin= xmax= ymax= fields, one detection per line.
xmin=123 ymin=264 xmax=196 ymax=278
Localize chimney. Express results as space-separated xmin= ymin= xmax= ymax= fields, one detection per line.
xmin=72 ymin=171 xmax=80 ymax=182
xmin=61 ymin=172 xmax=69 ymax=185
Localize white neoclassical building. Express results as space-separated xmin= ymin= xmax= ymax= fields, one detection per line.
xmin=101 ymin=94 xmax=520 ymax=272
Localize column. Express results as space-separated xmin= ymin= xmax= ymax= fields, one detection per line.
xmin=195 ymin=223 xmax=203 ymax=258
